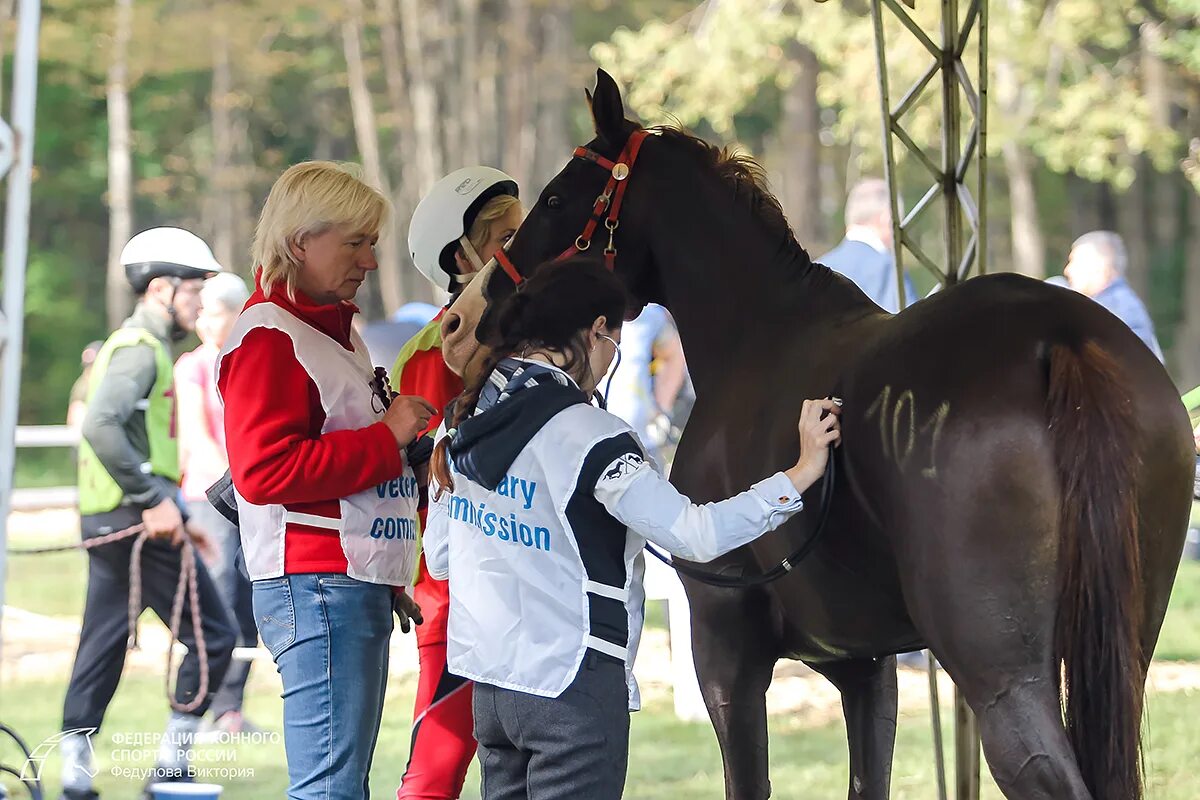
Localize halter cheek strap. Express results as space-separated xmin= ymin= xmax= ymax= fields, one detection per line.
xmin=494 ymin=128 xmax=651 ymax=286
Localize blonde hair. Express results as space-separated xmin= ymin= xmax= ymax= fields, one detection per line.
xmin=462 ymin=194 xmax=522 ymax=258
xmin=252 ymin=161 xmax=390 ymax=299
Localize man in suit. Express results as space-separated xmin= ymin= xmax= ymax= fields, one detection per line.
xmin=818 ymin=178 xmax=916 ymax=313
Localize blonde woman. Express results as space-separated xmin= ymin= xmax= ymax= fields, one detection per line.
xmin=394 ymin=167 xmax=523 ymax=800
xmin=217 ymin=161 xmax=433 ymax=799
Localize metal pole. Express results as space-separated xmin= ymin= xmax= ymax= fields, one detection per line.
xmin=976 ymin=0 xmax=988 ymax=276
xmin=0 ymin=0 xmax=44 ymax=662
xmin=871 ymin=0 xmax=908 ymax=309
xmin=955 ymin=687 xmax=981 ymax=799
xmin=941 ymin=0 xmax=965 ymax=287
xmin=928 ymin=652 xmax=949 ymax=800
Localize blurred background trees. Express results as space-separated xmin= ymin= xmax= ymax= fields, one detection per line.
xmin=3 ymin=0 xmax=1199 ymax=424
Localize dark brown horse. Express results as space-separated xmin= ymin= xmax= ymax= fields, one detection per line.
xmin=440 ymin=70 xmax=1193 ymax=800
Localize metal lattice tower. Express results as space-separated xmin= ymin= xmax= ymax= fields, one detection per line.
xmin=0 ymin=0 xmax=44 ymax=660
xmin=872 ymin=0 xmax=988 ymax=305
xmin=870 ymin=0 xmax=988 ymax=798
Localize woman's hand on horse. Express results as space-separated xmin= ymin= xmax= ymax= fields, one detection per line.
xmin=786 ymin=398 xmax=842 ymax=492
xmin=383 ymin=395 xmax=438 ymax=447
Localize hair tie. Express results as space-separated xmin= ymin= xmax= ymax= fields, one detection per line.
xmin=445 ymin=428 xmax=458 ymax=438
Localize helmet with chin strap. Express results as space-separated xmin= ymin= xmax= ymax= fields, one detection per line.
xmin=121 ymin=227 xmax=223 ymax=340
xmin=121 ymin=227 xmax=223 ymax=294
xmin=408 ymin=166 xmax=519 ymax=293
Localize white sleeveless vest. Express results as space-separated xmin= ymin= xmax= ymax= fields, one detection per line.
xmin=217 ymin=302 xmax=419 ymax=586
xmin=442 ymin=403 xmax=646 ymax=706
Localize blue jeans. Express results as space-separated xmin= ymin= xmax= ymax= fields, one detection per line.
xmin=253 ymin=574 xmax=394 ymax=800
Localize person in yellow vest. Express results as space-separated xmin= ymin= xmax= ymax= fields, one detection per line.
xmin=60 ymin=227 xmax=236 ymax=800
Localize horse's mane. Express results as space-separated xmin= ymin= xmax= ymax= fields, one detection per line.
xmin=648 ymin=125 xmax=801 ymax=250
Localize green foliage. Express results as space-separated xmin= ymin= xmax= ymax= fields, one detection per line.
xmin=20 ymin=251 xmax=105 ymax=424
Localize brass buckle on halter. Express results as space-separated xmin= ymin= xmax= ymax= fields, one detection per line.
xmin=612 ymin=162 xmax=630 ymax=181
xmin=576 ymin=235 xmax=591 ymax=252
xmin=596 ymin=192 xmax=611 ymax=211
xmin=604 ymin=217 xmax=619 ymax=255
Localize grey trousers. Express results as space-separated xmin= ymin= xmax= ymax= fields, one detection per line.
xmin=473 ymin=651 xmax=630 ymax=800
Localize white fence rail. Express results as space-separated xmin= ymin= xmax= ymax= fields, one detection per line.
xmin=11 ymin=424 xmax=78 ymax=510
xmin=8 ymin=424 xmax=709 ymax=719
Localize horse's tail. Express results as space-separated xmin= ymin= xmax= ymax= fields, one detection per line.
xmin=1046 ymin=340 xmax=1144 ymax=800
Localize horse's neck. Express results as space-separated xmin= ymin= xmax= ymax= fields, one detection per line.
xmin=649 ymin=166 xmax=873 ymax=393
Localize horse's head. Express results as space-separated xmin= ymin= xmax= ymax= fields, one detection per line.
xmin=440 ymin=69 xmax=662 ymax=382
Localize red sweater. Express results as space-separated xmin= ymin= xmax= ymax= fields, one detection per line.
xmin=218 ymin=282 xmax=403 ymax=574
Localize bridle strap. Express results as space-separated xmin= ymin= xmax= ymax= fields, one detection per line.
xmin=499 ymin=129 xmax=651 ymax=286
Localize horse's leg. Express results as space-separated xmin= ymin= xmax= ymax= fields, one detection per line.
xmin=686 ymin=582 xmax=778 ymax=800
xmin=897 ymin=507 xmax=1094 ymax=797
xmin=808 ymin=656 xmax=898 ymax=800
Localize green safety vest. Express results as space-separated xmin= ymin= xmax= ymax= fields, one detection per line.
xmin=77 ymin=327 xmax=180 ymax=515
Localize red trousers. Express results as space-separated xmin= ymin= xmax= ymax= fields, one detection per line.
xmin=397 ymin=557 xmax=476 ymax=800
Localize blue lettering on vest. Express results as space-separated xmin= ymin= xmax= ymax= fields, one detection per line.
xmin=368 ymin=516 xmax=417 ymax=541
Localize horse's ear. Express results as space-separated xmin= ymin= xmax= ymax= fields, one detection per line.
xmin=590 ymin=68 xmax=627 ymax=143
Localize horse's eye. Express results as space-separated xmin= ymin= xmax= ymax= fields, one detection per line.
xmin=546 ymin=195 xmax=563 ymax=210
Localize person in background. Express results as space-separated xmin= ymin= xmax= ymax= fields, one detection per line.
xmin=603 ymin=304 xmax=688 ymax=468
xmin=394 ymin=165 xmax=523 ymax=800
xmin=360 ymin=302 xmax=441 ymax=369
xmin=61 ymin=227 xmax=235 ymax=800
xmin=818 ymin=177 xmax=917 ymax=313
xmin=67 ymin=341 xmax=105 ymax=429
xmin=174 ymin=271 xmax=259 ymax=735
xmin=218 ymin=161 xmax=430 ymax=800
xmin=1061 ymin=230 xmax=1164 ymax=360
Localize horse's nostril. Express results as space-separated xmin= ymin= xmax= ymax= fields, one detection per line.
xmin=444 ymin=313 xmax=461 ymax=336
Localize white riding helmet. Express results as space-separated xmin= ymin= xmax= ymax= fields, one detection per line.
xmin=120 ymin=226 xmax=223 ymax=293
xmin=408 ymin=166 xmax=519 ymax=292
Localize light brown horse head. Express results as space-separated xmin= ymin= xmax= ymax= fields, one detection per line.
xmin=440 ymin=261 xmax=497 ymax=384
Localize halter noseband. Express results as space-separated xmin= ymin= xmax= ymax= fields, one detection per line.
xmin=494 ymin=129 xmax=651 ymax=286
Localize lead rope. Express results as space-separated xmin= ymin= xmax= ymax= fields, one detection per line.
xmin=12 ymin=523 xmax=210 ymax=713
xmin=643 ymin=448 xmax=836 ymax=589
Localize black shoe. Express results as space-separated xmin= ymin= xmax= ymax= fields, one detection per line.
xmin=58 ymin=790 xmax=100 ymax=800
xmin=140 ymin=766 xmax=192 ymax=800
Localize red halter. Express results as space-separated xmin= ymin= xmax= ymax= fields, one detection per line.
xmin=494 ymin=129 xmax=650 ymax=286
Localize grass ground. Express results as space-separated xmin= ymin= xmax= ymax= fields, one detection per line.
xmin=2 ymin=672 xmax=1199 ymax=799
xmin=3 ymin=532 xmax=1198 ymax=798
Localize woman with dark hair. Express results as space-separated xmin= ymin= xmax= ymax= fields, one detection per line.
xmin=425 ymin=258 xmax=841 ymax=799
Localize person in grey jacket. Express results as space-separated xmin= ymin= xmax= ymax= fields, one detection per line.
xmin=818 ymin=177 xmax=917 ymax=313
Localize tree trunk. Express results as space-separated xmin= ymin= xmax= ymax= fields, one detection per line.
xmin=374 ymin=0 xmax=413 ymax=182
xmin=106 ymin=0 xmax=134 ymax=328
xmin=1000 ymin=142 xmax=1045 ymax=277
xmin=480 ymin=37 xmax=501 ymax=168
xmin=775 ymin=44 xmax=823 ymax=250
xmin=994 ymin=45 xmax=1045 ymax=278
xmin=433 ymin=2 xmax=462 ymax=166
xmin=458 ymin=0 xmax=482 ymax=168
xmin=210 ymin=13 xmax=236 ymax=271
xmin=1121 ymin=160 xmax=1152 ymax=300
xmin=399 ymin=0 xmax=442 ymax=196
xmin=342 ymin=0 xmax=401 ymax=316
xmin=501 ymin=0 xmax=534 ymax=187
xmin=532 ymin=0 xmax=571 ymax=189
xmin=374 ymin=0 xmax=430 ymax=305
